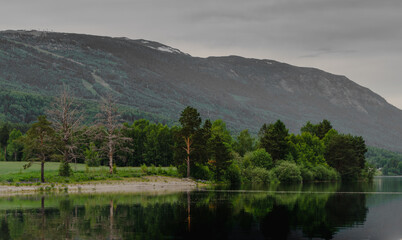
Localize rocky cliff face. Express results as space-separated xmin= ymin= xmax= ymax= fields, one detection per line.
xmin=1 ymin=30 xmax=401 ymax=151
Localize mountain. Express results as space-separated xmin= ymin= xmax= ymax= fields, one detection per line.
xmin=1 ymin=30 xmax=401 ymax=152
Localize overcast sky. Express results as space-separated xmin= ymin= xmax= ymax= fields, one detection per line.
xmin=2 ymin=0 xmax=402 ymax=108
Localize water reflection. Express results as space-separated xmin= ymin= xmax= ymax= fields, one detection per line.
xmin=0 ymin=177 xmax=401 ymax=240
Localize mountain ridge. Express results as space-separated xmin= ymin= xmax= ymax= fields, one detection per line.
xmin=0 ymin=30 xmax=401 ymax=152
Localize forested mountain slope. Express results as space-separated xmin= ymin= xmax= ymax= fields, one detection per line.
xmin=1 ymin=30 xmax=401 ymax=151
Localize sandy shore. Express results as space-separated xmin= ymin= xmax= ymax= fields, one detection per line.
xmin=0 ymin=176 xmax=199 ymax=195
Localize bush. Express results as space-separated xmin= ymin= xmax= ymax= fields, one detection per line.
xmin=224 ymin=163 xmax=241 ymax=185
xmin=244 ymin=149 xmax=273 ymax=170
xmin=273 ymin=161 xmax=302 ymax=183
xmin=300 ymin=167 xmax=314 ymax=182
xmin=59 ymin=162 xmax=72 ymax=177
xmin=192 ymin=163 xmax=213 ymax=180
xmin=360 ymin=162 xmax=376 ymax=181
xmin=166 ymin=165 xmax=177 ymax=177
xmin=84 ymin=142 xmax=101 ymax=167
xmin=311 ymin=165 xmax=339 ymax=181
xmin=140 ymin=164 xmax=148 ymax=174
xmin=177 ymin=164 xmax=187 ymax=178
xmin=149 ymin=164 xmax=157 ymax=175
xmin=242 ymin=167 xmax=276 ymax=184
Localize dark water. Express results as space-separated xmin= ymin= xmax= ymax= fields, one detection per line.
xmin=0 ymin=177 xmax=401 ymax=240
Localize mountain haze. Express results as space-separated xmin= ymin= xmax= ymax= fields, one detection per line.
xmin=0 ymin=30 xmax=401 ymax=151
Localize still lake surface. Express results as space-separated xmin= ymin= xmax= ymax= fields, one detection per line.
xmin=0 ymin=177 xmax=401 ymax=240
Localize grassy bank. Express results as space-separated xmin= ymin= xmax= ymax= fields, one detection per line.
xmin=0 ymin=162 xmax=178 ymax=184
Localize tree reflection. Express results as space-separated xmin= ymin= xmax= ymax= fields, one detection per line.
xmin=0 ymin=185 xmax=370 ymax=240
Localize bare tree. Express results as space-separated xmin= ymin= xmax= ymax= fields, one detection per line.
xmin=97 ymin=95 xmax=131 ymax=174
xmin=47 ymin=86 xmax=83 ymax=175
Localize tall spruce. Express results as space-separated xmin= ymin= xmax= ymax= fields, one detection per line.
xmin=259 ymin=120 xmax=289 ymax=161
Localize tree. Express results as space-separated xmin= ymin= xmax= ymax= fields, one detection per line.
xmin=233 ymin=129 xmax=255 ymax=157
xmin=301 ymin=119 xmax=333 ymax=139
xmin=0 ymin=124 xmax=10 ymax=161
xmin=177 ymin=106 xmax=202 ymax=178
xmin=6 ymin=129 xmax=24 ymax=161
xmin=47 ymin=87 xmax=82 ymax=176
xmin=244 ymin=149 xmax=273 ymax=169
xmin=259 ymin=120 xmax=289 ymax=161
xmin=316 ymin=119 xmax=333 ymax=139
xmin=97 ymin=95 xmax=131 ymax=174
xmin=288 ymin=132 xmax=326 ymax=167
xmin=208 ymin=135 xmax=232 ymax=180
xmin=21 ymin=116 xmax=56 ymax=183
xmin=325 ymin=134 xmax=367 ymax=180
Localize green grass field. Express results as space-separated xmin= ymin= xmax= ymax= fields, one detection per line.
xmin=0 ymin=162 xmax=178 ymax=184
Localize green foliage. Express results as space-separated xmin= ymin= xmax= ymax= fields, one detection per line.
xmin=288 ymin=132 xmax=326 ymax=167
xmin=179 ymin=106 xmax=201 ymax=137
xmin=325 ymin=133 xmax=367 ymax=181
xmin=84 ymin=142 xmax=101 ymax=167
xmin=360 ymin=162 xmax=376 ymax=181
xmin=233 ymin=129 xmax=255 ymax=157
xmin=0 ymin=124 xmax=10 ymax=147
xmin=207 ymin=135 xmax=232 ymax=180
xmin=21 ymin=116 xmax=57 ymax=182
xmin=242 ymin=167 xmax=276 ymax=184
xmin=258 ymin=120 xmax=289 ymax=161
xmin=6 ymin=129 xmax=24 ymax=161
xmin=366 ymin=146 xmax=402 ymax=176
xmin=192 ymin=163 xmax=213 ymax=180
xmin=273 ymin=161 xmax=302 ymax=183
xmin=210 ymin=119 xmax=232 ymax=145
xmin=223 ymin=163 xmax=241 ymax=185
xmin=300 ymin=167 xmax=314 ymax=182
xmin=243 ymin=149 xmax=273 ymax=170
xmin=301 ymin=119 xmax=333 ymax=139
xmin=59 ymin=161 xmax=73 ymax=177
xmin=310 ymin=165 xmax=339 ymax=181
xmin=120 ymin=120 xmax=176 ymax=166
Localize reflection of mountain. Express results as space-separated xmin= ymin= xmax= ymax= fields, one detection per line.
xmin=0 ymin=188 xmax=369 ymax=240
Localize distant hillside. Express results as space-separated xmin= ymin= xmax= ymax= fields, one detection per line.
xmin=1 ymin=30 xmax=402 ymax=152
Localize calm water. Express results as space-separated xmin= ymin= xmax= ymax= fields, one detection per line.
xmin=0 ymin=177 xmax=401 ymax=240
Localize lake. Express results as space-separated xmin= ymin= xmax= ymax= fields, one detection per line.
xmin=0 ymin=176 xmax=401 ymax=239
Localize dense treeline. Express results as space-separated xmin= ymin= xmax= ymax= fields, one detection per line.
xmin=0 ymin=101 xmax=374 ymax=183
xmin=366 ymin=147 xmax=402 ymax=175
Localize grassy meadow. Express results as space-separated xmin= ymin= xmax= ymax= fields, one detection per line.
xmin=0 ymin=162 xmax=178 ymax=184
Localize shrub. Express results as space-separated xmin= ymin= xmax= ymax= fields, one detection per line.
xmin=166 ymin=165 xmax=177 ymax=177
xmin=273 ymin=161 xmax=302 ymax=183
xmin=59 ymin=162 xmax=72 ymax=177
xmin=149 ymin=164 xmax=157 ymax=175
xmin=84 ymin=143 xmax=101 ymax=167
xmin=300 ymin=167 xmax=314 ymax=182
xmin=244 ymin=149 xmax=273 ymax=169
xmin=311 ymin=165 xmax=339 ymax=181
xmin=224 ymin=163 xmax=241 ymax=185
xmin=177 ymin=164 xmax=187 ymax=178
xmin=192 ymin=163 xmax=213 ymax=180
xmin=140 ymin=164 xmax=148 ymax=174
xmin=242 ymin=167 xmax=276 ymax=184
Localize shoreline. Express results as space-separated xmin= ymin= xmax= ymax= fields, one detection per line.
xmin=0 ymin=176 xmax=199 ymax=196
